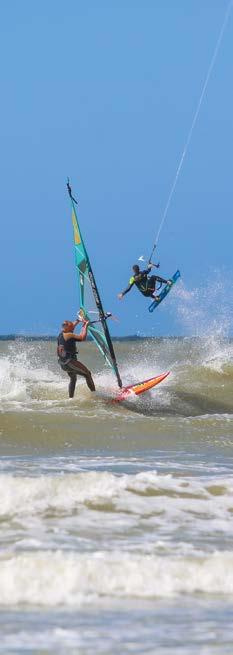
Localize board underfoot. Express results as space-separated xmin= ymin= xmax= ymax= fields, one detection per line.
xmin=114 ymin=371 xmax=170 ymax=401
xmin=148 ymin=270 xmax=181 ymax=312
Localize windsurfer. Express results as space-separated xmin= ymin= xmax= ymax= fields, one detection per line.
xmin=118 ymin=264 xmax=172 ymax=300
xmin=57 ymin=319 xmax=95 ymax=398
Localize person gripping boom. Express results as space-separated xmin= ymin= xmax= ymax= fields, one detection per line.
xmin=57 ymin=318 xmax=95 ymax=398
xmin=118 ymin=263 xmax=171 ymax=301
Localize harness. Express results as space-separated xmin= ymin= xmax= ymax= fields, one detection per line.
xmin=57 ymin=333 xmax=78 ymax=365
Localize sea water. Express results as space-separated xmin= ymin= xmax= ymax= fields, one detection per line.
xmin=0 ymin=336 xmax=233 ymax=654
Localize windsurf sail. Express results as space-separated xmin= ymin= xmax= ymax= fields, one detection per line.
xmin=67 ymin=181 xmax=122 ymax=388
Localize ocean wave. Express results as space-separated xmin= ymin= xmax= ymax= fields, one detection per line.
xmin=0 ymin=336 xmax=232 ymax=416
xmin=1 ymin=549 xmax=233 ymax=605
xmin=1 ymin=470 xmax=233 ymax=524
xmin=0 ymin=343 xmax=64 ymax=403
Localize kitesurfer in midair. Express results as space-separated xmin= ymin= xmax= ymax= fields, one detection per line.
xmin=118 ymin=263 xmax=171 ymax=301
xmin=57 ymin=319 xmax=95 ymax=398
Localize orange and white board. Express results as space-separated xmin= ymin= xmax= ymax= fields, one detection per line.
xmin=115 ymin=371 xmax=170 ymax=401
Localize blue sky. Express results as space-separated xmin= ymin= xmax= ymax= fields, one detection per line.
xmin=0 ymin=0 xmax=232 ymax=336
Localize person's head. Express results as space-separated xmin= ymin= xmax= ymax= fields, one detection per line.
xmin=132 ymin=264 xmax=140 ymax=274
xmin=62 ymin=320 xmax=75 ymax=333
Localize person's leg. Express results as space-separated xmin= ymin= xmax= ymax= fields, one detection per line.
xmin=149 ymin=275 xmax=170 ymax=299
xmin=147 ymin=275 xmax=156 ymax=290
xmin=151 ymin=277 xmax=172 ymax=298
xmin=68 ymin=360 xmax=95 ymax=391
xmin=68 ymin=373 xmax=77 ymax=398
xmin=145 ymin=275 xmax=160 ymax=299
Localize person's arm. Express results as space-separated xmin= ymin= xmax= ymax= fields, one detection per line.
xmin=63 ymin=321 xmax=89 ymax=342
xmin=148 ymin=262 xmax=160 ymax=269
xmin=74 ymin=320 xmax=89 ymax=341
xmin=118 ymin=279 xmax=135 ymax=299
xmin=73 ymin=319 xmax=80 ymax=328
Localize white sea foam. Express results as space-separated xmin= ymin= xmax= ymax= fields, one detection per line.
xmin=201 ymin=337 xmax=233 ymax=374
xmin=0 ymin=334 xmax=232 ymax=422
xmin=0 ymin=357 xmax=28 ymax=401
xmin=1 ymin=549 xmax=233 ymax=605
xmin=1 ymin=471 xmax=233 ymax=544
xmin=0 ymin=345 xmax=66 ymax=405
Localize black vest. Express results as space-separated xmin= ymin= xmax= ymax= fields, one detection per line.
xmin=135 ymin=272 xmax=147 ymax=291
xmin=57 ymin=333 xmax=77 ymax=364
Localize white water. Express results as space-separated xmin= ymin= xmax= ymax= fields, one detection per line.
xmin=1 ymin=550 xmax=233 ymax=606
xmin=1 ymin=337 xmax=233 ymax=653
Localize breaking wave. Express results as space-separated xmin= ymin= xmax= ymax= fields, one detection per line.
xmin=0 ymin=334 xmax=232 ymax=417
xmin=1 ymin=550 xmax=233 ymax=606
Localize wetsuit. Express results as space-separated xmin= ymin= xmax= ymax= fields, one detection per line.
xmin=121 ymin=268 xmax=168 ymax=298
xmin=57 ymin=333 xmax=95 ymax=397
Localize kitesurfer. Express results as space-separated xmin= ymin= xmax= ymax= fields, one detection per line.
xmin=118 ymin=263 xmax=172 ymax=300
xmin=57 ymin=319 xmax=95 ymax=398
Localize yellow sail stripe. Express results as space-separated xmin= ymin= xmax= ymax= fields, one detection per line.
xmin=72 ymin=210 xmax=81 ymax=245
